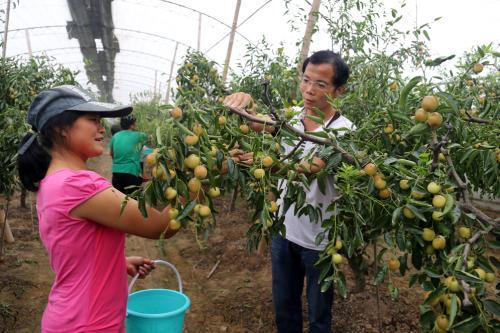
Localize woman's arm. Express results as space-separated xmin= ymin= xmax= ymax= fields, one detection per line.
xmin=71 ymin=187 xmax=176 ymax=239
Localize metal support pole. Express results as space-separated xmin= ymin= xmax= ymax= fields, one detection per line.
xmin=25 ymin=28 xmax=33 ymax=57
xmin=154 ymin=70 xmax=158 ymax=96
xmin=2 ymin=0 xmax=12 ymax=58
xmin=165 ymin=41 xmax=179 ymax=104
xmin=197 ymin=13 xmax=202 ymax=51
xmin=222 ymin=0 xmax=241 ymax=82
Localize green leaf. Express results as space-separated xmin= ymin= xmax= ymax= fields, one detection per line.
xmin=405 ymin=123 xmax=428 ymax=137
xmin=305 ymin=130 xmax=330 ymax=139
xmin=425 ymin=268 xmax=442 ymax=279
xmin=177 ymin=200 xmax=197 ymax=221
xmin=419 ymin=307 xmax=435 ymax=329
xmin=442 ymin=193 xmax=455 ymax=215
xmin=155 ymin=126 xmax=162 ymax=145
xmin=435 ymin=223 xmax=451 ymax=237
xmin=424 ymin=55 xmax=455 ymax=67
xmin=395 ymin=158 xmax=417 ymax=167
xmin=406 ymin=204 xmax=426 ymax=222
xmin=391 ymin=207 xmax=402 ymax=226
xmin=398 ymin=76 xmax=422 ymax=113
xmin=453 ymin=270 xmax=482 ymax=284
xmin=476 ymin=256 xmax=494 ymax=272
xmin=388 ymin=283 xmax=399 ymax=301
xmin=336 ymin=271 xmax=347 ymax=298
xmin=490 ymin=256 xmax=500 ymax=268
xmin=424 ymin=286 xmax=444 ymax=306
xmin=423 ymin=30 xmax=430 ymax=41
xmin=374 ymin=265 xmax=388 ymax=285
xmin=411 ymin=242 xmax=423 ymax=270
xmin=436 ymin=91 xmax=459 ymax=112
xmin=450 ymin=315 xmax=481 ymax=332
xmin=138 ymin=196 xmax=147 ymax=218
xmin=483 ymin=299 xmax=500 ymax=316
xmin=388 ymin=110 xmax=411 ymax=123
xmin=488 ymin=240 xmax=500 ymax=250
xmin=305 ymin=114 xmax=324 ymax=124
xmin=227 ymin=158 xmax=235 ymax=176
xmin=396 ymin=227 xmax=406 ymax=251
xmin=449 ymin=294 xmax=458 ymax=327
xmin=409 ymin=274 xmax=419 ymax=287
xmin=450 ymin=206 xmax=461 ymax=224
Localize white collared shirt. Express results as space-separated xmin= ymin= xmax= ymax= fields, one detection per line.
xmin=277 ymin=107 xmax=355 ymax=250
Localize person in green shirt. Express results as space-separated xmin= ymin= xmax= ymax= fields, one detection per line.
xmin=109 ymin=115 xmax=148 ymax=194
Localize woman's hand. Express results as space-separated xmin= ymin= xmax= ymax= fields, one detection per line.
xmin=126 ymin=256 xmax=155 ymax=278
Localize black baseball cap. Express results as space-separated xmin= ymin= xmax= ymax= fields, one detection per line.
xmin=28 ymin=85 xmax=133 ymax=131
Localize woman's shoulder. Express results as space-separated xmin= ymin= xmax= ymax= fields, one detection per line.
xmin=43 ymin=169 xmax=110 ymax=189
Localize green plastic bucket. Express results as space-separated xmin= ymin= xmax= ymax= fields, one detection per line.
xmin=126 ymin=260 xmax=190 ymax=333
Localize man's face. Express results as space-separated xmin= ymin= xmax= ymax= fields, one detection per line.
xmin=300 ymin=63 xmax=342 ymax=114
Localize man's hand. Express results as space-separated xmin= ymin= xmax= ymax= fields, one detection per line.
xmin=238 ymin=152 xmax=254 ymax=166
xmin=223 ymin=92 xmax=255 ymax=112
xmin=295 ymin=157 xmax=326 ymax=174
xmin=126 ymin=256 xmax=155 ymax=278
xmin=224 ymin=92 xmax=275 ymax=133
xmin=228 ymin=146 xmax=244 ymax=162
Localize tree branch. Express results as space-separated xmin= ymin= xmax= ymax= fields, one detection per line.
xmin=460 ymin=229 xmax=489 ymax=307
xmin=464 ymin=111 xmax=498 ymax=126
xmin=226 ymin=105 xmax=354 ymax=162
xmin=457 ymin=201 xmax=499 ymax=230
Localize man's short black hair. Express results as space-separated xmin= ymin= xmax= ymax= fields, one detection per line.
xmin=120 ymin=115 xmax=136 ymax=130
xmin=302 ymin=50 xmax=349 ymax=88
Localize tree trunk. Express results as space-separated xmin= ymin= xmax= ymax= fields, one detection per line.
xmin=0 ymin=201 xmax=15 ymax=260
xmin=296 ymin=0 xmax=322 ymax=76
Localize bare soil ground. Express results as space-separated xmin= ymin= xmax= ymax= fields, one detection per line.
xmin=0 ymin=146 xmax=495 ymax=333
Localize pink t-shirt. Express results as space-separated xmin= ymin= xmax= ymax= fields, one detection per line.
xmin=37 ymin=169 xmax=127 ymax=333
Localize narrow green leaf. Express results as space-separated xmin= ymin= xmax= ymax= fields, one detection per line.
xmin=483 ymin=299 xmax=500 ymax=316
xmin=406 ymin=204 xmax=427 ymax=222
xmin=490 ymin=256 xmax=500 ymax=268
xmin=375 ymin=266 xmax=388 ymax=285
xmin=449 ymin=294 xmax=458 ymax=327
xmin=177 ymin=200 xmax=197 ymax=221
xmin=442 ymin=193 xmax=455 ymax=215
xmin=425 ymin=268 xmax=442 ymax=279
xmin=392 ymin=207 xmax=402 ymax=226
xmin=488 ymin=240 xmax=500 ymax=250
xmin=405 ymin=123 xmax=429 ymax=137
xmin=450 ymin=315 xmax=481 ymax=332
xmin=336 ymin=271 xmax=347 ymax=298
xmin=155 ymin=126 xmax=162 ymax=145
xmin=305 ymin=114 xmax=324 ymax=124
xmin=305 ymin=130 xmax=330 ymax=139
xmin=453 ymin=270 xmax=482 ymax=284
xmin=398 ymin=76 xmax=422 ymax=112
xmin=424 ymin=55 xmax=455 ymax=67
xmin=476 ymin=256 xmax=494 ymax=272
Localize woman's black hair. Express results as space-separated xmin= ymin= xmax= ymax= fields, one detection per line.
xmin=17 ymin=111 xmax=83 ymax=192
xmin=301 ymin=50 xmax=350 ymax=88
xmin=120 ymin=115 xmax=136 ymax=130
xmin=110 ymin=122 xmax=122 ymax=135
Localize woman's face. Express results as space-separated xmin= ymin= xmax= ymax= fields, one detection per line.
xmin=63 ymin=114 xmax=106 ymax=158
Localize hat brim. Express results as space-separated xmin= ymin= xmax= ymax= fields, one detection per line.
xmin=67 ymin=101 xmax=133 ymax=118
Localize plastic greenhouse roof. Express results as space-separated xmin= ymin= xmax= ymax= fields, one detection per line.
xmin=2 ymin=0 xmax=292 ymax=103
xmin=2 ymin=0 xmax=499 ymax=104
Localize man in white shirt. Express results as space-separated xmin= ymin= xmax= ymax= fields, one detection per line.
xmin=224 ymin=50 xmax=353 ymax=333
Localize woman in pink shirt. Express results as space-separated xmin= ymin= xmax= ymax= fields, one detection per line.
xmin=17 ymin=86 xmax=178 ymax=333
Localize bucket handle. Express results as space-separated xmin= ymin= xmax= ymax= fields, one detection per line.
xmin=128 ymin=259 xmax=183 ymax=294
